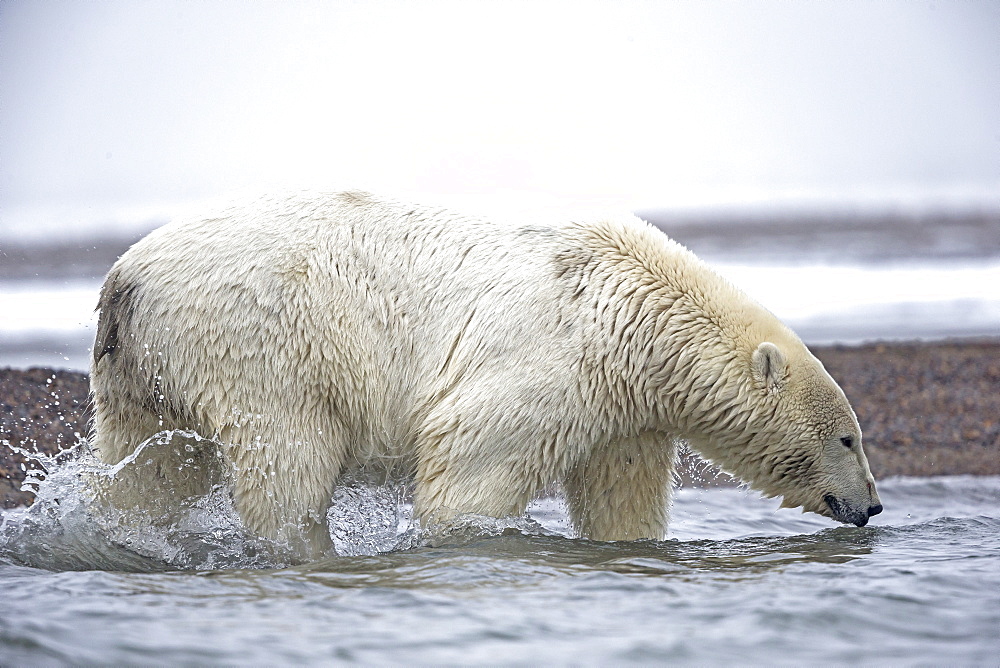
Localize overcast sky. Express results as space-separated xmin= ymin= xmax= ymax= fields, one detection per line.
xmin=2 ymin=0 xmax=999 ymax=224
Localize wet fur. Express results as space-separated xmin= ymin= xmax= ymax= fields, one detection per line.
xmin=89 ymin=191 xmax=880 ymax=558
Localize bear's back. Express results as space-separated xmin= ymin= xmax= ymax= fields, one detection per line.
xmin=99 ymin=192 xmax=591 ymax=439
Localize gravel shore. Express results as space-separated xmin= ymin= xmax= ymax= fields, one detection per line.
xmin=3 ymin=338 xmax=999 ymax=508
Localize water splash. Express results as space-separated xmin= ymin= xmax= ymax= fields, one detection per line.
xmin=327 ymin=481 xmax=415 ymax=556
xmin=0 ymin=431 xmax=371 ymax=571
xmin=0 ymin=434 xmax=266 ymax=571
xmin=1 ymin=431 xmax=566 ymax=572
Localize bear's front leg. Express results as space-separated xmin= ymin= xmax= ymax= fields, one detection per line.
xmin=563 ymin=431 xmax=677 ymax=541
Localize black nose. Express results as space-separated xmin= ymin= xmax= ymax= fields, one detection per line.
xmin=868 ymin=504 xmax=883 ymax=517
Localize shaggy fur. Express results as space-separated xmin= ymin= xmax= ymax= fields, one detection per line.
xmin=90 ymin=191 xmax=880 ymax=558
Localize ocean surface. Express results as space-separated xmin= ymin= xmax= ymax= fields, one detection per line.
xmin=1 ymin=445 xmax=998 ymax=665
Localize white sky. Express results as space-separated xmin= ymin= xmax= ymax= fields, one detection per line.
xmin=1 ymin=0 xmax=999 ymax=221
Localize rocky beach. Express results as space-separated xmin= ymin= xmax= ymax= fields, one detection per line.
xmin=3 ymin=338 xmax=998 ymax=508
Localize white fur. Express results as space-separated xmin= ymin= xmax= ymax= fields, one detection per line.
xmin=91 ymin=191 xmax=880 ymax=557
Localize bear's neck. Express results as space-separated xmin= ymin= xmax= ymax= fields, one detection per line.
xmin=577 ymin=276 xmax=722 ymax=436
xmin=568 ymin=216 xmax=810 ymax=498
xmin=569 ymin=216 xmax=779 ymax=424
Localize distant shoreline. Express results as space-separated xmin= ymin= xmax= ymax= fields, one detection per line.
xmin=3 ymin=337 xmax=999 ymax=508
xmin=3 ymin=205 xmax=999 ymax=281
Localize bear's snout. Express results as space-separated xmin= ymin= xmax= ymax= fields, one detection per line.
xmin=824 ymin=494 xmax=881 ymax=527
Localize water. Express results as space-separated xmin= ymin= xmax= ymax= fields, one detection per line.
xmin=2 ymin=198 xmax=999 ymax=663
xmin=1 ymin=442 xmax=998 ymax=665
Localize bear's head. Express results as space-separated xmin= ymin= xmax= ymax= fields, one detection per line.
xmin=687 ymin=339 xmax=882 ymax=527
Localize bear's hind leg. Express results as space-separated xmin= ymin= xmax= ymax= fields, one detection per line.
xmin=564 ymin=432 xmax=678 ymax=542
xmin=89 ymin=404 xmax=223 ymax=522
xmin=412 ymin=425 xmax=545 ymax=529
xmin=223 ymin=432 xmax=345 ymax=562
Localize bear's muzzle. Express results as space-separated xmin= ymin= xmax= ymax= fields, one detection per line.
xmin=824 ymin=494 xmax=883 ymax=527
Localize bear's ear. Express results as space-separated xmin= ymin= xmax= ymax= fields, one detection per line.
xmin=752 ymin=342 xmax=787 ymax=391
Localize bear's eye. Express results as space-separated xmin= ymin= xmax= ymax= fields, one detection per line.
xmin=840 ymin=436 xmax=854 ymax=449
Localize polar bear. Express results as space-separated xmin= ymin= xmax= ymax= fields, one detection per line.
xmin=90 ymin=191 xmax=881 ymax=558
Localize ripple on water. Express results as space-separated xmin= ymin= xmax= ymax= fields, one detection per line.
xmin=1 ymin=442 xmax=998 ymax=665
